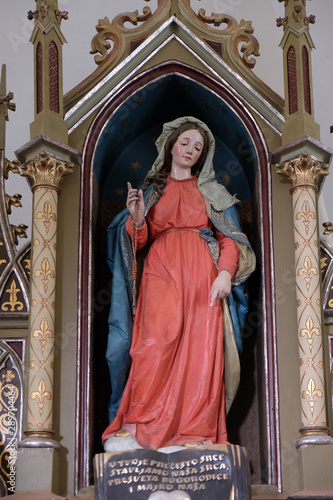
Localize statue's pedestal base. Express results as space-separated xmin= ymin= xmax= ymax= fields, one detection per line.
xmin=94 ymin=444 xmax=250 ymax=499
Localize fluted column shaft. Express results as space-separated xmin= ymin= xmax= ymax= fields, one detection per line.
xmin=277 ymin=152 xmax=330 ymax=444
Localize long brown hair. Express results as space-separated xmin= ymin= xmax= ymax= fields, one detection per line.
xmin=144 ymin=122 xmax=209 ymax=198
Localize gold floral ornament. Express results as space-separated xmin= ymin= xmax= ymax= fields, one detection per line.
xmin=20 ymin=151 xmax=74 ymax=192
xmin=55 ymin=9 xmax=68 ymax=25
xmin=31 ymin=379 xmax=52 ymax=416
xmin=295 ymin=200 xmax=315 ymax=236
xmin=275 ymin=152 xmax=329 ymax=192
xmin=323 ymin=221 xmax=333 ymax=235
xmin=276 ymin=0 xmax=316 ymax=30
xmin=3 ymin=158 xmax=20 ymax=179
xmin=321 ymin=256 xmax=328 ymax=271
xmin=302 ymin=377 xmax=323 ymax=418
xmin=32 ymin=317 xmax=54 ymax=354
xmin=24 ymin=259 xmax=31 ymax=275
xmin=39 ymin=0 xmax=49 ymax=19
xmin=1 ymin=279 xmax=24 ymax=312
xmin=5 ymin=193 xmax=22 ymax=215
xmin=297 ymin=255 xmax=318 ymax=292
xmin=10 ymin=223 xmax=28 ymax=246
xmin=300 ymin=316 xmax=320 ymax=353
xmin=34 ymin=258 xmax=55 ymax=293
xmin=197 ymin=12 xmax=260 ymax=68
xmin=276 ymin=16 xmax=288 ymax=31
xmin=90 ymin=8 xmax=152 ymax=65
xmin=2 ymin=370 xmax=15 ymax=383
xmin=36 ymin=201 xmax=56 ymax=234
xmin=0 ymin=242 xmax=6 ymax=267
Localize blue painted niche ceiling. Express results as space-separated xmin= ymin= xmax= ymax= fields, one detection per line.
xmin=93 ymin=75 xmax=258 ymax=203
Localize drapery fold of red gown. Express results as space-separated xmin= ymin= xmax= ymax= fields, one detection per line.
xmin=102 ymin=177 xmax=239 ymax=450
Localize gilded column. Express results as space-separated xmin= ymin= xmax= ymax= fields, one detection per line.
xmin=276 ymin=152 xmax=332 ymax=446
xmin=20 ymin=151 xmax=73 ymax=445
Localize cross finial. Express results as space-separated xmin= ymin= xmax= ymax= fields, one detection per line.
xmin=28 ymin=0 xmax=68 ymax=26
xmin=277 ymin=0 xmax=315 ymax=31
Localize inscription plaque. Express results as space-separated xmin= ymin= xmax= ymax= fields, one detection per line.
xmin=94 ymin=444 xmax=250 ymax=500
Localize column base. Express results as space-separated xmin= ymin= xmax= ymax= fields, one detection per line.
xmin=295 ymin=426 xmax=333 ymax=449
xmin=16 ymin=438 xmax=60 ymax=494
xmin=301 ymin=443 xmax=333 ymax=490
xmin=18 ymin=435 xmax=61 ymax=450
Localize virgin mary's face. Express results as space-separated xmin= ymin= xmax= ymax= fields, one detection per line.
xmin=170 ymin=129 xmax=204 ymax=171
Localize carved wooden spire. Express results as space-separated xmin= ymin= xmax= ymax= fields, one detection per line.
xmin=277 ymin=0 xmax=319 ymax=144
xmin=28 ymin=0 xmax=68 ymax=144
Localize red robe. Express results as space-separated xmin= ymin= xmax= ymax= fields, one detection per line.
xmin=102 ymin=177 xmax=239 ymax=449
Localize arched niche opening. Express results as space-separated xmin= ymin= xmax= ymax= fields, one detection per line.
xmin=77 ymin=62 xmax=279 ymax=492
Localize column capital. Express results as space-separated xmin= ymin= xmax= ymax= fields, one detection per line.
xmin=20 ymin=151 xmax=73 ymax=192
xmin=275 ymin=152 xmax=329 ymax=192
xmin=15 ymin=134 xmax=81 ymax=191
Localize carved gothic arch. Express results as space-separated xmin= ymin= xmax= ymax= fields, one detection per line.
xmin=75 ymin=61 xmax=280 ymax=492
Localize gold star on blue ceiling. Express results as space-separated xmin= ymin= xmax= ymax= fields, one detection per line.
xmin=131 ymin=161 xmax=142 ymax=171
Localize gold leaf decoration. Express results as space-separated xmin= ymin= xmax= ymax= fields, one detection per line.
xmin=321 ymin=256 xmax=328 ymax=270
xmin=1 ymin=279 xmax=24 ymax=312
xmin=5 ymin=193 xmax=22 ymax=215
xmin=300 ymin=316 xmax=320 ymax=352
xmin=34 ymin=258 xmax=55 ymax=292
xmin=55 ymin=9 xmax=68 ymax=25
xmin=10 ymin=224 xmax=28 ymax=246
xmin=131 ymin=161 xmax=142 ymax=171
xmin=30 ymin=380 xmax=52 ymax=416
xmin=3 ymin=159 xmax=20 ymax=179
xmin=20 ymin=151 xmax=74 ymax=189
xmin=0 ymin=241 xmax=6 ymax=267
xmin=323 ymin=221 xmax=333 ymax=235
xmin=302 ymin=377 xmax=323 ymax=416
xmin=24 ymin=259 xmax=31 ymax=275
xmin=90 ymin=8 xmax=152 ymax=65
xmin=2 ymin=370 xmax=15 ymax=383
xmin=295 ymin=200 xmax=315 ymax=235
xmin=36 ymin=201 xmax=56 ymax=234
xmin=297 ymin=256 xmax=318 ymax=291
xmin=32 ymin=318 xmax=54 ymax=354
xmin=197 ymin=13 xmax=260 ymax=68
xmin=276 ymin=152 xmax=328 ymax=191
